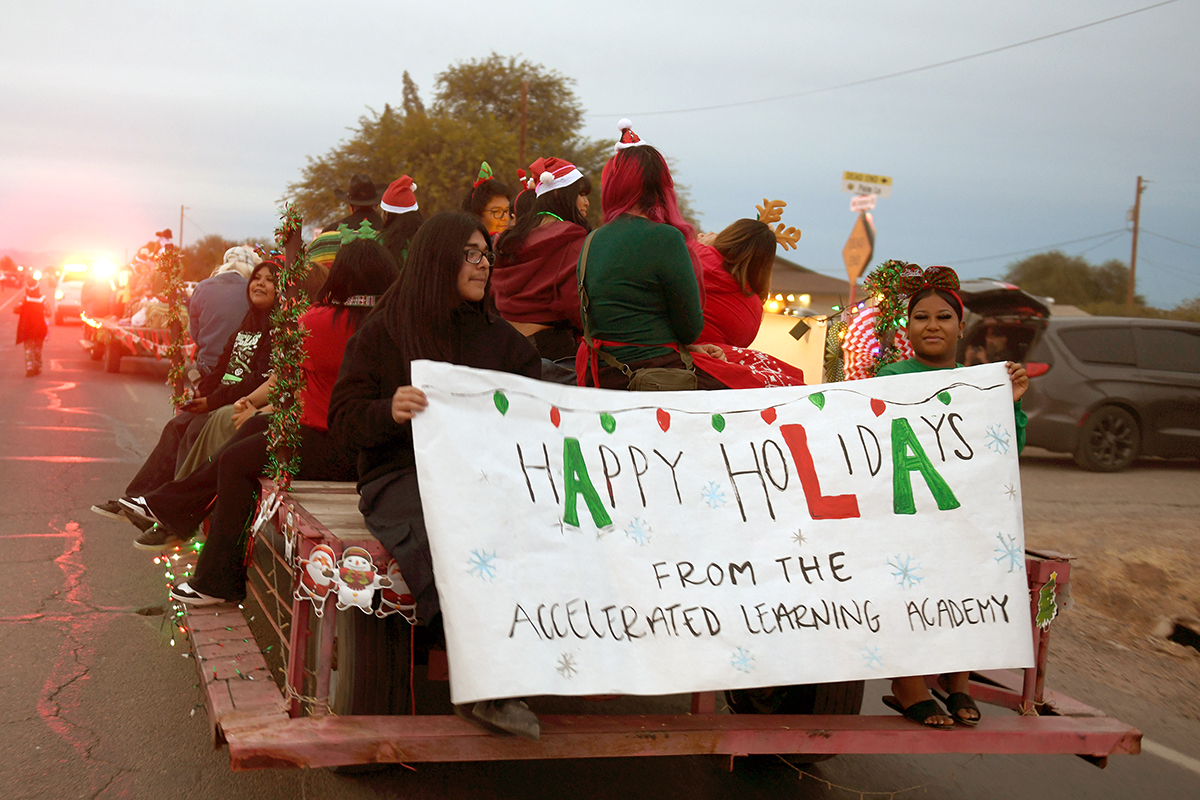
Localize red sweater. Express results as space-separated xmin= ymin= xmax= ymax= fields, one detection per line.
xmin=299 ymin=305 xmax=355 ymax=432
xmin=696 ymin=244 xmax=763 ymax=348
xmin=492 ymin=220 xmax=588 ymax=330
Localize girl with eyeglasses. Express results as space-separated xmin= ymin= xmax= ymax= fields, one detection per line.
xmin=327 ymin=211 xmax=542 ymax=738
xmin=461 ymin=161 xmax=513 ymax=240
xmin=492 ymin=157 xmax=593 ymax=360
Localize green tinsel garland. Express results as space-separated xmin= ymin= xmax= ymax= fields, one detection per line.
xmin=265 ymin=204 xmax=311 ymax=488
xmin=862 ymin=259 xmax=917 ymax=377
xmin=155 ymin=242 xmax=188 ymax=408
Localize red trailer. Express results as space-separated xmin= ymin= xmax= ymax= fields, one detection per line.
xmin=172 ymin=479 xmax=1140 ymax=773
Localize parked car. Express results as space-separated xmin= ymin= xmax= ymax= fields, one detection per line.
xmin=1021 ymin=317 xmax=1200 ymax=471
xmin=53 ymin=263 xmax=89 ymax=325
xmin=955 ymin=279 xmax=1051 ymax=366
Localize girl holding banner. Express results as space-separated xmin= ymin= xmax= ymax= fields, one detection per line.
xmin=328 ymin=211 xmax=543 ymax=739
xmin=879 ymin=265 xmax=1029 ymax=728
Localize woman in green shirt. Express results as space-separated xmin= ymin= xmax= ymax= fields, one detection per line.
xmin=576 ymin=120 xmax=725 ymax=388
xmin=879 ymin=266 xmax=1028 ymax=728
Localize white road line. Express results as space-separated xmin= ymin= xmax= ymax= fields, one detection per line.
xmin=1144 ymin=738 xmax=1200 ymax=776
xmin=124 ymin=384 xmax=138 ymax=402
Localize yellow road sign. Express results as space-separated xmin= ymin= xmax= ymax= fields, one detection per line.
xmin=842 ymin=171 xmax=893 ymax=198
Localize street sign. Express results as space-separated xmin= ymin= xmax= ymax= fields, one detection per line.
xmin=842 ymin=171 xmax=893 ymax=198
xmin=843 ymin=211 xmax=876 ymax=289
xmin=850 ymin=194 xmax=877 ymax=212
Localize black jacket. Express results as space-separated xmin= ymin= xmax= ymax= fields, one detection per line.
xmin=328 ymin=303 xmax=540 ymax=489
xmin=196 ymin=308 xmax=274 ymax=410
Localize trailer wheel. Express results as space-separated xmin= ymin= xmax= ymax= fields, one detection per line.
xmin=727 ymin=680 xmax=864 ymax=764
xmin=104 ymin=341 xmax=123 ymax=373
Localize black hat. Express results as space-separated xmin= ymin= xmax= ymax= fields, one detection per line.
xmin=334 ymin=174 xmax=387 ymax=207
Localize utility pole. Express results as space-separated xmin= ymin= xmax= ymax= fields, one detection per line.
xmin=518 ymin=81 xmax=528 ymax=168
xmin=179 ymin=205 xmax=186 ymax=250
xmin=1128 ymin=176 xmax=1144 ymax=306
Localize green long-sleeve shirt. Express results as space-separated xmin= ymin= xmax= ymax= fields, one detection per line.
xmin=578 ymin=215 xmax=703 ymax=362
xmin=876 ymin=359 xmax=1027 ymax=453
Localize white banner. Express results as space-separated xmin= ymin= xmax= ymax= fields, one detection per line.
xmin=411 ymin=361 xmax=1033 ymax=705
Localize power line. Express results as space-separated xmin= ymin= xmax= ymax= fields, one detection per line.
xmin=591 ymin=0 xmax=1181 ymax=118
xmin=950 ymin=229 xmax=1128 ymax=265
xmin=1139 ymin=256 xmax=1200 ymax=288
xmin=1076 ymin=231 xmax=1131 ymax=256
xmin=1143 ymin=229 xmax=1200 ymax=250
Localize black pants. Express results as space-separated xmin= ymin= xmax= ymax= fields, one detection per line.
xmin=147 ymin=416 xmax=356 ymax=601
xmin=358 ymin=469 xmax=438 ymax=624
xmin=124 ymin=411 xmax=209 ymax=497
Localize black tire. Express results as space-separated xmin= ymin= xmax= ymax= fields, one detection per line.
xmin=89 ymin=342 xmax=104 ymax=361
xmin=104 ymin=341 xmax=122 ymax=373
xmin=727 ymin=680 xmax=864 ymax=764
xmin=1074 ymin=405 xmax=1139 ymax=472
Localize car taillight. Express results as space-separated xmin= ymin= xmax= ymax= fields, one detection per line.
xmin=1026 ymin=361 xmax=1050 ymax=378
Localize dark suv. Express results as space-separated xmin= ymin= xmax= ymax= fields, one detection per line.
xmin=1021 ymin=317 xmax=1200 ymax=471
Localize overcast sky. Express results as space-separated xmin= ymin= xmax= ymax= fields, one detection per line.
xmin=2 ymin=0 xmax=1196 ymax=307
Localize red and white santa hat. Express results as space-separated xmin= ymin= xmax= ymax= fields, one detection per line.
xmin=380 ymin=175 xmax=418 ymax=214
xmin=614 ymin=118 xmax=649 ymax=152
xmin=532 ymin=157 xmax=583 ymax=196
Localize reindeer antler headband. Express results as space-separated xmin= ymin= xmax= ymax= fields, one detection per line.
xmin=755 ymin=199 xmax=801 ymax=251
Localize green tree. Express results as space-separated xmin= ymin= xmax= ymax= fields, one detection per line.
xmin=286 ymin=56 xmax=610 ymax=230
xmin=1002 ymin=251 xmax=1142 ymax=307
xmin=0 ymin=255 xmax=15 ymax=273
xmin=181 ymin=234 xmax=239 ymax=282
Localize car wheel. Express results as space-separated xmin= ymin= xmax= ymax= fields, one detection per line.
xmin=1074 ymin=405 xmax=1139 ymax=472
xmin=104 ymin=341 xmax=123 ymax=373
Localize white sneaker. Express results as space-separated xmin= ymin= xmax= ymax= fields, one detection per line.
xmin=169 ymin=582 xmax=226 ymax=607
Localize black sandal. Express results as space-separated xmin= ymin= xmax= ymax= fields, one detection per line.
xmin=933 ymin=690 xmax=981 ymax=726
xmin=882 ymin=695 xmax=954 ymax=729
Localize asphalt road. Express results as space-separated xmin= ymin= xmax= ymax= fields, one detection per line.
xmin=1 ymin=289 xmax=1197 ymax=799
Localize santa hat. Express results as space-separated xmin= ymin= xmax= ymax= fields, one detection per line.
xmin=516 ymin=168 xmax=535 ymax=191
xmin=614 ymin=118 xmax=649 ymax=152
xmin=533 ymin=157 xmax=583 ymax=196
xmin=380 ymin=175 xmax=419 ymax=214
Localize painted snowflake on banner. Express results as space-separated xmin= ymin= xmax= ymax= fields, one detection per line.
xmin=1004 ymin=483 xmax=1018 ymax=500
xmin=792 ymin=529 xmax=807 ymax=547
xmin=557 ymin=652 xmax=578 ymax=678
xmin=861 ymin=646 xmax=884 ymax=670
xmin=994 ymin=533 xmax=1024 ymax=573
xmin=731 ymin=646 xmax=755 ymax=674
xmin=887 ymin=555 xmax=923 ymax=588
xmin=985 ymin=424 xmax=1011 ymax=455
xmin=625 ymin=518 xmax=651 ymax=546
xmin=701 ymin=481 xmax=727 ymax=509
xmin=467 ymin=549 xmax=498 ymax=580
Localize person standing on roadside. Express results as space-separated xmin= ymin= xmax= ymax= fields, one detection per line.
xmin=189 ymin=246 xmax=258 ymax=376
xmin=14 ymin=274 xmax=49 ymax=376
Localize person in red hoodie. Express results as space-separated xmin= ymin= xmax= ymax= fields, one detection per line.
xmin=689 ymin=201 xmax=807 ymax=388
xmin=491 ymin=157 xmax=593 ymax=360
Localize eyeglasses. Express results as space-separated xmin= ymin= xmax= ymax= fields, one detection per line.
xmin=464 ymin=248 xmax=495 ymax=266
xmin=484 ymin=207 xmax=511 ymax=220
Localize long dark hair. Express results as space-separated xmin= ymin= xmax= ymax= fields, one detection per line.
xmin=380 ymin=209 xmax=423 ymax=269
xmin=314 ymin=238 xmax=400 ymax=328
xmin=495 ymin=176 xmax=592 ymax=260
xmin=382 ymin=211 xmax=493 ymax=363
xmin=244 ymin=260 xmax=279 ymax=332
